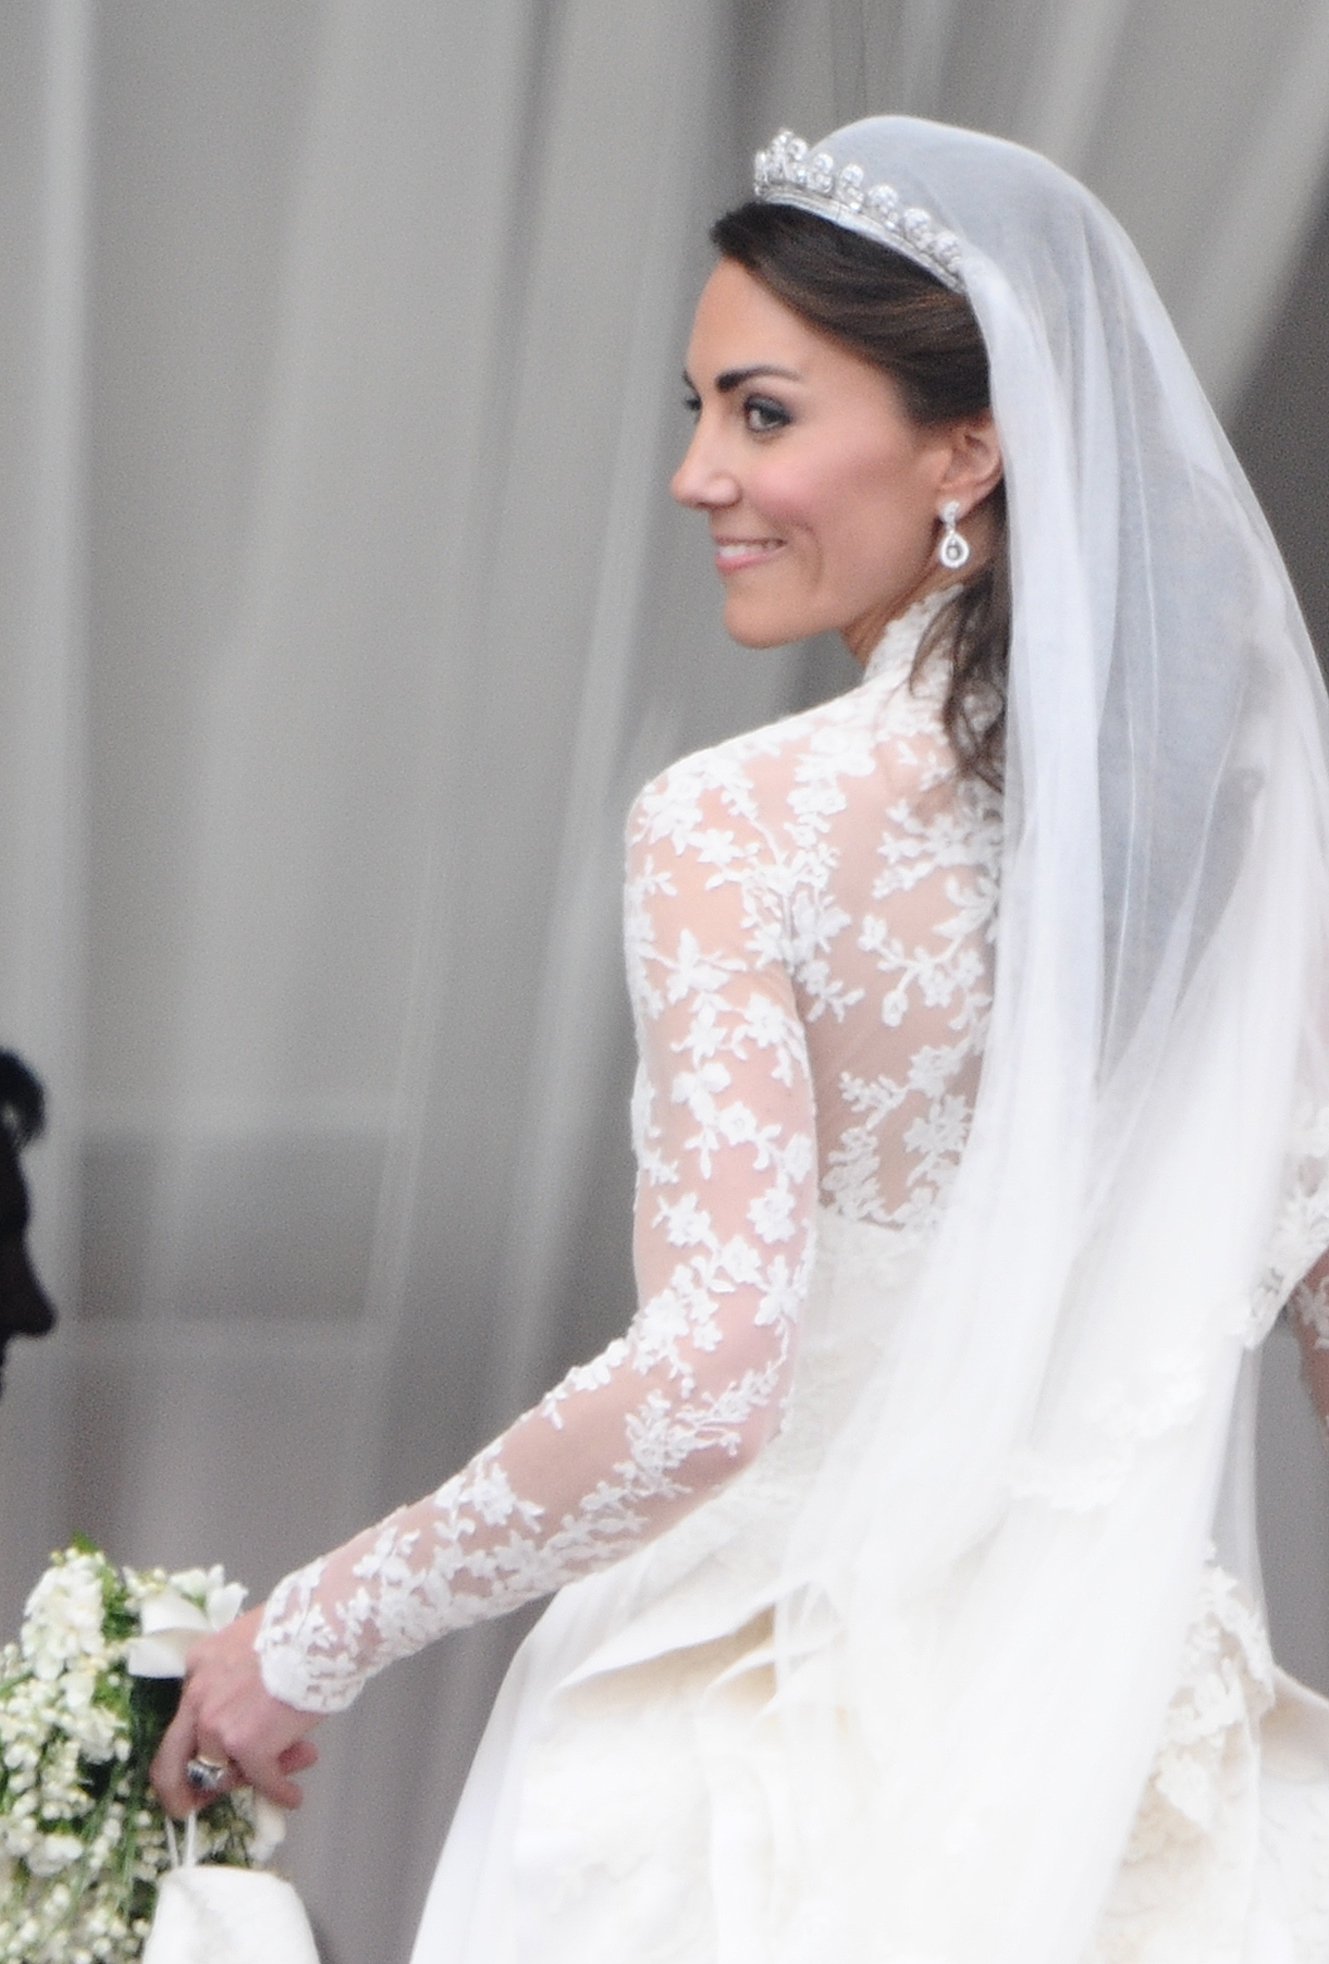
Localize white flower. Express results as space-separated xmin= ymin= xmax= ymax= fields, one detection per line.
xmin=27 ymin=1829 xmax=82 ymax=1877
xmin=59 ymin=1669 xmax=120 ymax=1762
xmin=248 ymin=1794 xmax=287 ymax=1863
xmin=125 ymin=1568 xmax=247 ymax=1679
xmin=20 ymin=1564 xmax=107 ymax=1681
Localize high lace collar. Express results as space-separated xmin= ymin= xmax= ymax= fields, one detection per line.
xmin=860 ymin=585 xmax=959 ymax=686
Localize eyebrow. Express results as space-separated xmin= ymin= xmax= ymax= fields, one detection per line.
xmin=682 ymin=364 xmax=803 ymax=393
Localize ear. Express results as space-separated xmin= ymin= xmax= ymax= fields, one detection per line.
xmin=936 ymin=412 xmax=1003 ymax=514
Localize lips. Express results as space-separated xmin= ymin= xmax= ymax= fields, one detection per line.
xmin=712 ymin=538 xmax=785 ymax=573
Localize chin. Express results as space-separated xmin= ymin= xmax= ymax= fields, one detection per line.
xmin=723 ymin=605 xmax=812 ymax=650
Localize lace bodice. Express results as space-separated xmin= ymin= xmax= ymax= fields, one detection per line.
xmin=256 ymin=597 xmax=1002 ymax=1713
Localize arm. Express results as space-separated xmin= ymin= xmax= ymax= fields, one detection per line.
xmin=154 ymin=767 xmax=815 ymax=1809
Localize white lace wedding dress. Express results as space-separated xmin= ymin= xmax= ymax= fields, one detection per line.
xmin=256 ymin=596 xmax=1329 ymax=1962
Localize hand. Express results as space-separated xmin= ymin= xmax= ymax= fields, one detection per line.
xmin=150 ymin=1604 xmax=323 ymax=1818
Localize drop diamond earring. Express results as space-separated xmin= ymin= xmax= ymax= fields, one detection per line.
xmin=937 ymin=500 xmax=971 ymax=571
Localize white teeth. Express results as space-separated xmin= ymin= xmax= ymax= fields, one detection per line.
xmin=716 ymin=540 xmax=781 ymax=558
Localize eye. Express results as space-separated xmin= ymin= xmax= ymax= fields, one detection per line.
xmin=743 ymin=394 xmax=791 ymax=435
xmin=682 ymin=390 xmax=702 ymax=419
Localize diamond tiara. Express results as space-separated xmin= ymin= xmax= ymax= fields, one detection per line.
xmin=753 ymin=130 xmax=966 ymax=294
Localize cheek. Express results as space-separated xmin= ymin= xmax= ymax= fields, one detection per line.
xmin=740 ymin=459 xmax=820 ymax=536
xmin=747 ymin=466 xmax=882 ymax=552
xmin=742 ymin=427 xmax=939 ymax=582
xmin=814 ymin=464 xmax=935 ymax=580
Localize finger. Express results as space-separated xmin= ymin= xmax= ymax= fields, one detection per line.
xmin=150 ymin=1685 xmax=238 ymax=1818
xmin=244 ymin=1757 xmax=307 ymax=1810
xmin=151 ymin=1706 xmax=207 ymax=1819
xmin=169 ymin=1749 xmax=239 ymax=1817
xmin=178 ymin=1718 xmax=305 ymax=1813
xmin=277 ymin=1739 xmax=320 ymax=1776
xmin=155 ymin=1734 xmax=303 ymax=1816
xmin=186 ymin=1741 xmax=240 ymax=1805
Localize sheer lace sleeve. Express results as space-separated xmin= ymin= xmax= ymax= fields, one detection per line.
xmin=1290 ymin=1245 xmax=1329 ymax=1439
xmin=256 ymin=765 xmax=816 ymax=1713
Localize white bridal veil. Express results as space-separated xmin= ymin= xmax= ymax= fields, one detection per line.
xmin=757 ymin=119 xmax=1329 ymax=1963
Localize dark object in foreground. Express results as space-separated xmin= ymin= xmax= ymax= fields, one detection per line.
xmin=0 ymin=1051 xmax=57 ymax=1395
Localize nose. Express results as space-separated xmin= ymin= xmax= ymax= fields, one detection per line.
xmin=670 ymin=423 xmax=739 ymax=511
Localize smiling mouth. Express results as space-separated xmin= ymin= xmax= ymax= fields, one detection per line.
xmin=713 ymin=539 xmax=784 ymax=570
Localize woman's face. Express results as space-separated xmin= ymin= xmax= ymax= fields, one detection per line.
xmin=673 ymin=259 xmax=982 ymax=663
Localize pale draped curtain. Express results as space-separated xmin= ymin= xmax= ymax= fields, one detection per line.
xmin=4 ymin=5 xmax=1329 ymax=1960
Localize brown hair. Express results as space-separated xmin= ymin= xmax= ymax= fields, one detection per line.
xmin=709 ymin=201 xmax=1009 ymax=788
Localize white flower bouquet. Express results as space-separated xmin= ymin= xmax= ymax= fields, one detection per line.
xmin=0 ymin=1541 xmax=283 ymax=1964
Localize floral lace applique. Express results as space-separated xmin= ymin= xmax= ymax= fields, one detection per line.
xmin=1292 ymin=1268 xmax=1329 ymax=1348
xmin=256 ymin=598 xmax=1001 ymax=1714
xmin=1009 ymin=1349 xmax=1211 ymax=1513
xmin=1133 ymin=1566 xmax=1274 ymax=1848
xmin=1087 ymin=1565 xmax=1273 ymax=1964
xmin=1255 ymin=1097 xmax=1329 ymax=1343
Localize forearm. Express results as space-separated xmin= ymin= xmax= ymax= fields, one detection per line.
xmin=256 ymin=1302 xmax=797 ymax=1714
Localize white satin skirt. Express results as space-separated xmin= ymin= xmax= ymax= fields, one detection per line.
xmin=409 ymin=1216 xmax=1329 ymax=1964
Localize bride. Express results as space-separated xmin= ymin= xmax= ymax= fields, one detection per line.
xmin=154 ymin=116 xmax=1329 ymax=1962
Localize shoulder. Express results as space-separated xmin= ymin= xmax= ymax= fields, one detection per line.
xmin=629 ymin=666 xmax=962 ymax=863
xmin=629 ymin=686 xmax=892 ymax=849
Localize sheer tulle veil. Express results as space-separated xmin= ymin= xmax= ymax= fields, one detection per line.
xmin=757 ymin=117 xmax=1329 ymax=1962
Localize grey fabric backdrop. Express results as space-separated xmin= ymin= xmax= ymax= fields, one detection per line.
xmin=5 ymin=6 xmax=1329 ymax=1959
